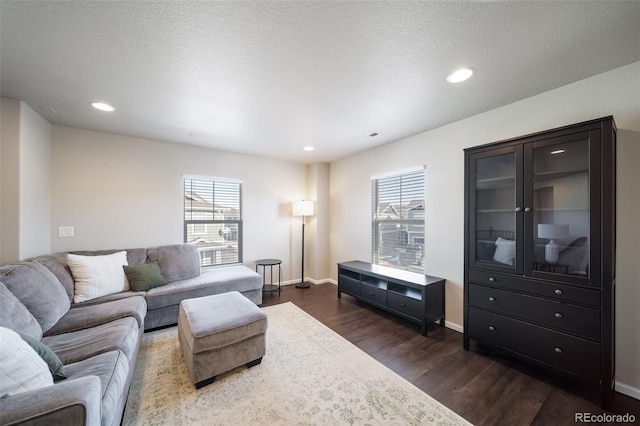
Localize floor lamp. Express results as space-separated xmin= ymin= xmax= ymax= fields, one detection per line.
xmin=292 ymin=200 xmax=314 ymax=288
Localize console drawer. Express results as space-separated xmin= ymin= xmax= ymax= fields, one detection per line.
xmin=468 ymin=269 xmax=600 ymax=307
xmin=468 ymin=284 xmax=600 ymax=339
xmin=338 ymin=275 xmax=360 ymax=296
xmin=468 ymin=307 xmax=600 ymax=381
xmin=360 ymin=283 xmax=387 ymax=307
xmin=388 ymin=292 xmax=422 ymax=320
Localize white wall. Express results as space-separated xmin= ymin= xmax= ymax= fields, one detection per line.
xmin=19 ymin=102 xmax=51 ymax=259
xmin=0 ymin=98 xmax=21 ymax=264
xmin=0 ymin=98 xmax=51 ymax=263
xmin=305 ymin=163 xmax=330 ymax=283
xmin=50 ymin=126 xmax=307 ymax=281
xmin=329 ymin=62 xmax=640 ymax=396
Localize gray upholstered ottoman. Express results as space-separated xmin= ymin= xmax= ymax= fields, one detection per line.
xmin=178 ymin=291 xmax=268 ymax=388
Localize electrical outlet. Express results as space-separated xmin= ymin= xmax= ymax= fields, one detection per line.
xmin=58 ymin=226 xmax=74 ymax=238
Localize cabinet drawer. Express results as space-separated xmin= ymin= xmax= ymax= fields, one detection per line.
xmin=468 ymin=269 xmax=600 ymax=307
xmin=388 ymin=292 xmax=423 ymax=320
xmin=469 ymin=284 xmax=600 ymax=339
xmin=468 ymin=307 xmax=600 ymax=381
xmin=339 ymin=275 xmax=360 ymax=296
xmin=360 ymin=283 xmax=387 ymax=306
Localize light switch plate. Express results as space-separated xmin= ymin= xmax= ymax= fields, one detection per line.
xmin=58 ymin=226 xmax=74 ymax=238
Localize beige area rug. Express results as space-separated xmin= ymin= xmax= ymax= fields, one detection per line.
xmin=123 ymin=302 xmax=471 ymax=425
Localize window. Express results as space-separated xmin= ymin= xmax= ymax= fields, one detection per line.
xmin=184 ymin=177 xmax=242 ymax=267
xmin=371 ymin=167 xmax=425 ymax=273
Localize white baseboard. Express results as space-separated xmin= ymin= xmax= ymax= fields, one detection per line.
xmin=615 ymin=381 xmax=640 ymax=400
xmin=445 ymin=321 xmax=463 ymax=333
xmin=281 ymin=278 xmax=335 ymax=286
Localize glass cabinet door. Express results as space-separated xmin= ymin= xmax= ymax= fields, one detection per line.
xmin=470 ymin=147 xmax=521 ymax=272
xmin=528 ymin=136 xmax=590 ymax=283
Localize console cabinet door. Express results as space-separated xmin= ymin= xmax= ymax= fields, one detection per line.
xmin=467 ymin=145 xmax=523 ymax=275
xmin=524 ymin=131 xmax=599 ymax=288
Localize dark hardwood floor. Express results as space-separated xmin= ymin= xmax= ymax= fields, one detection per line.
xmin=261 ymin=283 xmax=639 ymax=426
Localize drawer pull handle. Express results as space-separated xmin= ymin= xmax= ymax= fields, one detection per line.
xmin=524 ymin=206 xmax=531 ymax=212
xmin=515 ymin=207 xmax=522 ymax=212
xmin=554 ymin=289 xmax=563 ymax=295
xmin=489 ymin=326 xmax=495 ymax=331
xmin=554 ymin=347 xmax=563 ymax=354
xmin=554 ymin=312 xmax=563 ymax=319
xmin=489 ymin=297 xmax=495 ymax=302
xmin=489 ymin=277 xmax=496 ymax=282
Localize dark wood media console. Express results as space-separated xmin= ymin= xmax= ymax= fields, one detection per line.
xmin=337 ymin=261 xmax=445 ymax=336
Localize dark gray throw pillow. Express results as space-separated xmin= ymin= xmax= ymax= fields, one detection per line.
xmin=124 ymin=261 xmax=167 ymax=292
xmin=17 ymin=332 xmax=66 ymax=381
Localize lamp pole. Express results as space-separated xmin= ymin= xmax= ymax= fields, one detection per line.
xmin=292 ymin=200 xmax=313 ymax=289
xmin=296 ymin=214 xmax=309 ymax=288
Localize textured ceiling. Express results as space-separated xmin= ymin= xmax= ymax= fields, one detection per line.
xmin=2 ymin=1 xmax=639 ymax=164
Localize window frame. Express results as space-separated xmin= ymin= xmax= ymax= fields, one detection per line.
xmin=371 ymin=166 xmax=426 ymax=273
xmin=183 ymin=176 xmax=243 ymax=267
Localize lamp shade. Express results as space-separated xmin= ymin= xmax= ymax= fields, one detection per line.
xmin=292 ymin=200 xmax=314 ymax=217
xmin=538 ymin=224 xmax=569 ymax=239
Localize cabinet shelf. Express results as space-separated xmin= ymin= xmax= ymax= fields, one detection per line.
xmin=534 ymin=207 xmax=588 ymax=212
xmin=388 ymin=285 xmax=422 ymax=301
xmin=477 ymin=176 xmax=515 ymax=183
xmin=361 ymin=278 xmax=387 ymax=290
xmin=534 ymin=168 xmax=588 ymax=181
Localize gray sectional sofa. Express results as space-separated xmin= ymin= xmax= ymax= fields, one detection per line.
xmin=0 ymin=243 xmax=263 ymax=426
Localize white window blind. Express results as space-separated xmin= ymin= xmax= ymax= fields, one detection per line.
xmin=371 ymin=168 xmax=425 ymax=273
xmin=184 ymin=178 xmax=242 ymax=266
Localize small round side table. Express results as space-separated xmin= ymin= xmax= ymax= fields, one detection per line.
xmin=255 ymin=258 xmax=282 ymax=295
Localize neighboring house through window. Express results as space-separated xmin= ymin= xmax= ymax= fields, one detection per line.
xmin=371 ymin=167 xmax=425 ymax=273
xmin=184 ymin=177 xmax=242 ymax=267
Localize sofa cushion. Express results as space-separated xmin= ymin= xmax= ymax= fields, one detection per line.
xmin=17 ymin=332 xmax=66 ymax=380
xmin=0 ymin=280 xmax=43 ymax=339
xmin=144 ymin=265 xmax=262 ymax=310
xmin=68 ymin=251 xmax=130 ymax=303
xmin=0 ymin=327 xmax=53 ymax=397
xmin=0 ymin=262 xmax=70 ymax=333
xmin=34 ymin=254 xmax=75 ymax=302
xmin=46 ymin=296 xmax=147 ymax=336
xmin=42 ymin=317 xmax=139 ymax=365
xmin=63 ymin=350 xmax=130 ymax=426
xmin=147 ymin=244 xmax=200 ymax=282
xmin=124 ymin=261 xmax=167 ymax=292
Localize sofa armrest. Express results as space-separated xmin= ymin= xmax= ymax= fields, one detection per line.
xmin=0 ymin=376 xmax=101 ymax=426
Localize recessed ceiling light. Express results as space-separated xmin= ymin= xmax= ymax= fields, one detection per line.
xmin=446 ymin=68 xmax=474 ymax=83
xmin=303 ymin=146 xmax=315 ymax=151
xmin=90 ymin=101 xmax=115 ymax=112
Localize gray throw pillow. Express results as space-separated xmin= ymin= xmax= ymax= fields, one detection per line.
xmin=0 ymin=262 xmax=70 ymax=333
xmin=17 ymin=332 xmax=66 ymax=380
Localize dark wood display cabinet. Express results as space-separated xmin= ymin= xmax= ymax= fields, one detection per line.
xmin=463 ymin=117 xmax=616 ymax=408
xmin=338 ymin=261 xmax=445 ymax=336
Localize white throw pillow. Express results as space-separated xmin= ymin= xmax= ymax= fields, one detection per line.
xmin=493 ymin=237 xmax=516 ymax=266
xmin=68 ymin=251 xmax=129 ymax=303
xmin=0 ymin=327 xmax=53 ymax=398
